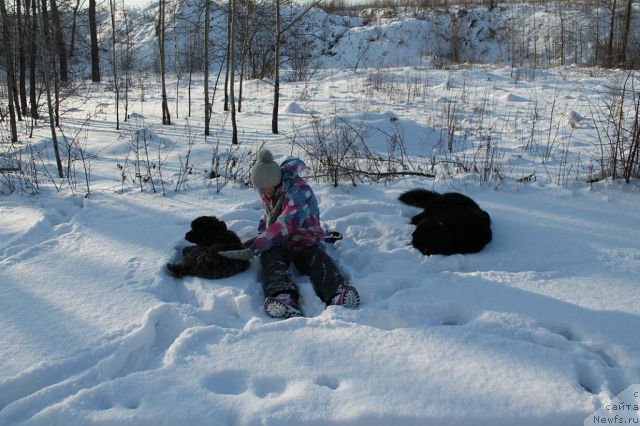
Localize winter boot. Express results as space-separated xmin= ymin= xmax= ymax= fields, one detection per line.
xmin=264 ymin=293 xmax=303 ymax=319
xmin=330 ymin=284 xmax=360 ymax=309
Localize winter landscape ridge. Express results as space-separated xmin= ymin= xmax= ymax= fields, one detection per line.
xmin=1 ymin=1 xmax=640 ymax=425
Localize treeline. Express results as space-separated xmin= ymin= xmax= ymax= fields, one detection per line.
xmin=0 ymin=1 xmax=637 ymax=155
xmin=0 ymin=0 xmax=320 ymax=172
xmin=319 ymin=0 xmax=638 ymax=69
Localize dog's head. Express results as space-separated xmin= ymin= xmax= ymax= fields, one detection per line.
xmin=185 ymin=216 xmax=243 ymax=248
xmin=186 ymin=216 xmax=228 ymax=245
xmin=190 ymin=216 xmax=227 ymax=232
xmin=411 ymin=219 xmax=454 ymax=255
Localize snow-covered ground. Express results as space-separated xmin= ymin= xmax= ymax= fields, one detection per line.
xmin=2 ymin=5 xmax=640 ymax=426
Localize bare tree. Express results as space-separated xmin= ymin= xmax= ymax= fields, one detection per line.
xmin=0 ymin=0 xmax=19 ymax=142
xmin=2 ymin=0 xmax=22 ymax=121
xmin=619 ymin=0 xmax=633 ymax=66
xmin=172 ymin=1 xmax=181 ymax=118
xmin=230 ymin=0 xmax=238 ymax=144
xmin=17 ymin=0 xmax=29 ymax=116
xmin=109 ymin=0 xmax=120 ymax=129
xmin=40 ymin=0 xmax=61 ymax=127
xmin=159 ymin=0 xmax=171 ymax=125
xmin=224 ymin=0 xmax=231 ymax=112
xmin=271 ymin=0 xmax=320 ymax=134
xmin=607 ymin=0 xmax=617 ymax=67
xmin=89 ymin=0 xmax=100 ymax=81
xmin=38 ymin=0 xmax=64 ymax=178
xmin=237 ymin=0 xmax=250 ymax=113
xmin=49 ymin=0 xmax=68 ymax=82
xmin=121 ymin=0 xmax=134 ymax=121
xmin=271 ymin=0 xmax=281 ymax=134
xmin=69 ymin=0 xmax=81 ymax=56
xmin=204 ymin=0 xmax=211 ymax=135
xmin=28 ymin=0 xmax=38 ymax=119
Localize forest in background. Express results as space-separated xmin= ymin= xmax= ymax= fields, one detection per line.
xmin=0 ymin=0 xmax=638 ymax=193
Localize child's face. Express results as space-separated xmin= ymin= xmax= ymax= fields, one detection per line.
xmin=260 ymin=186 xmax=276 ymax=198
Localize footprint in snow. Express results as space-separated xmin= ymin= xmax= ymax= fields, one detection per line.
xmin=202 ymin=371 xmax=289 ymax=398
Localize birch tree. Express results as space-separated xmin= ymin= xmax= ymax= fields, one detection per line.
xmin=271 ymin=0 xmax=280 ymax=134
xmin=28 ymin=0 xmax=38 ymax=119
xmin=230 ymin=0 xmax=238 ymax=144
xmin=49 ymin=0 xmax=68 ymax=82
xmin=38 ymin=0 xmax=64 ymax=178
xmin=204 ymin=0 xmax=211 ymax=135
xmin=159 ymin=0 xmax=171 ymax=125
xmin=90 ymin=0 xmax=100 ymax=81
xmin=0 ymin=0 xmax=19 ymax=142
xmin=109 ymin=0 xmax=120 ymax=129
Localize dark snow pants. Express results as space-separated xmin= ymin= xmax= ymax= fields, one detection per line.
xmin=259 ymin=244 xmax=346 ymax=305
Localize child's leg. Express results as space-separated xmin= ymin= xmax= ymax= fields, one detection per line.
xmin=260 ymin=245 xmax=298 ymax=299
xmin=292 ymin=245 xmax=346 ymax=304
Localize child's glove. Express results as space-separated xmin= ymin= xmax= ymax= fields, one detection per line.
xmin=218 ymin=248 xmax=254 ymax=261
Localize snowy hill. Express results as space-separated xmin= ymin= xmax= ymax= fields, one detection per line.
xmin=1 ymin=1 xmax=640 ymax=425
xmin=94 ymin=1 xmax=640 ymax=73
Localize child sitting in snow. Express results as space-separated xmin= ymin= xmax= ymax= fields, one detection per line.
xmin=219 ymin=149 xmax=360 ymax=318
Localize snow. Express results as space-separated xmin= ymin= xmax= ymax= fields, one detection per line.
xmin=2 ymin=4 xmax=640 ymax=426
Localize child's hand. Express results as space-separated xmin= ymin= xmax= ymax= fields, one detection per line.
xmin=218 ymin=248 xmax=254 ymax=261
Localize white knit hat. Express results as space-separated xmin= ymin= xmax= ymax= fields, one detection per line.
xmin=250 ymin=149 xmax=282 ymax=189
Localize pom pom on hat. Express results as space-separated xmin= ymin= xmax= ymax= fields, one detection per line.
xmin=251 ymin=149 xmax=282 ymax=189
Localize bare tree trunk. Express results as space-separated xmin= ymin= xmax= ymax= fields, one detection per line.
xmin=29 ymin=0 xmax=38 ymax=119
xmin=269 ymin=0 xmax=319 ymax=134
xmin=121 ymin=0 xmax=132 ymax=122
xmin=40 ymin=0 xmax=60 ymax=127
xmin=3 ymin=1 xmax=22 ymax=121
xmin=204 ymin=0 xmax=211 ymax=135
xmin=90 ymin=0 xmax=100 ymax=81
xmin=38 ymin=0 xmax=64 ymax=178
xmin=272 ymin=0 xmax=280 ymax=134
xmin=559 ymin=4 xmax=565 ymax=66
xmin=211 ymin=56 xmax=225 ymax=119
xmin=49 ymin=0 xmax=68 ymax=82
xmin=69 ymin=0 xmax=81 ymax=56
xmin=109 ymin=0 xmax=120 ymax=129
xmin=619 ymin=0 xmax=632 ymax=66
xmin=595 ymin=0 xmax=600 ymax=65
xmin=230 ymin=0 xmax=238 ymax=144
xmin=0 ymin=0 xmax=19 ymax=142
xmin=187 ymin=44 xmax=193 ymax=117
xmin=238 ymin=1 xmax=249 ymax=113
xmin=172 ymin=1 xmax=179 ymax=119
xmin=18 ymin=0 xmax=29 ymax=117
xmin=607 ymin=0 xmax=617 ymax=67
xmin=224 ymin=1 xmax=231 ymax=112
xmin=54 ymin=49 xmax=60 ymax=127
xmin=159 ymin=0 xmax=171 ymax=125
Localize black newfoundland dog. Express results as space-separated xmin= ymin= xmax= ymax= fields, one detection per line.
xmin=167 ymin=216 xmax=250 ymax=279
xmin=398 ymin=189 xmax=492 ymax=255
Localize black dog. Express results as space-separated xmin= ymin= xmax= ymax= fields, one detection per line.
xmin=398 ymin=189 xmax=492 ymax=255
xmin=167 ymin=216 xmax=250 ymax=279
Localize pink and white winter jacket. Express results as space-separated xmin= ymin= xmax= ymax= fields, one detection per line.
xmin=250 ymin=157 xmax=324 ymax=254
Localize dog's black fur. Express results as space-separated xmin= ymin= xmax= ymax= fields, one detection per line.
xmin=167 ymin=216 xmax=250 ymax=279
xmin=398 ymin=189 xmax=492 ymax=255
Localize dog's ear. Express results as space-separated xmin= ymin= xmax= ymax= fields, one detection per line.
xmin=192 ymin=216 xmax=228 ymax=233
xmin=190 ymin=216 xmax=208 ymax=230
xmin=208 ymin=216 xmax=228 ymax=232
xmin=185 ymin=229 xmax=203 ymax=245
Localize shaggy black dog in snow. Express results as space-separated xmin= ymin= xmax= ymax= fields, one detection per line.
xmin=398 ymin=189 xmax=492 ymax=255
xmin=166 ymin=216 xmax=250 ymax=279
